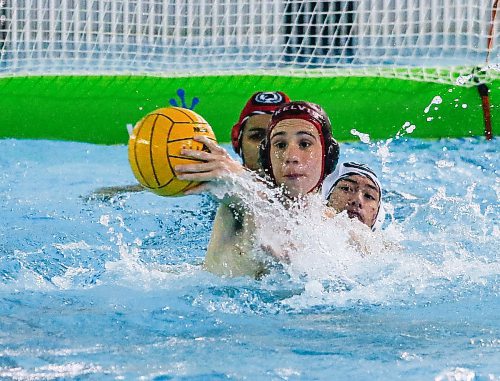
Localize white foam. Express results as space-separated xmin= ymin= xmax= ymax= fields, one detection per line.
xmin=51 ymin=266 xmax=99 ymax=290
xmin=52 ymin=240 xmax=111 ymax=252
xmin=102 ymin=242 xmax=204 ymax=290
xmin=0 ymin=362 xmax=104 ymax=380
xmin=72 ymin=159 xmax=500 ymax=309
xmin=240 ymin=182 xmax=500 ymax=308
xmin=435 ymin=367 xmax=475 ymax=381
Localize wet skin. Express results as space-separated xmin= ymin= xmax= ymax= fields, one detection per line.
xmin=327 ymin=174 xmax=380 ymax=227
xmin=240 ymin=114 xmax=272 ymax=172
xmin=269 ymin=119 xmax=323 ymax=198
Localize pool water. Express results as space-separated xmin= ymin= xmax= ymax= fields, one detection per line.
xmin=0 ymin=137 xmax=498 ymax=380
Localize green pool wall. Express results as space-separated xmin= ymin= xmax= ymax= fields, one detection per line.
xmin=0 ymin=74 xmax=497 ymax=144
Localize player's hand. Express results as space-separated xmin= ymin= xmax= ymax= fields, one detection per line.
xmin=175 ymin=135 xmax=245 ymax=184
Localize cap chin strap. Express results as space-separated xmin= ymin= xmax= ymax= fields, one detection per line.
xmin=371 ymin=202 xmax=386 ymax=231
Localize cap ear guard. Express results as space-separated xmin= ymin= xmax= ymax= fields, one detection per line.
xmin=324 ymin=137 xmax=339 ymax=176
xmin=371 ymin=202 xmax=386 ymax=231
xmin=231 ymin=122 xmax=242 ymax=155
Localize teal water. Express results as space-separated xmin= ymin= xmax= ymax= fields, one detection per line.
xmin=0 ymin=138 xmax=498 ymax=380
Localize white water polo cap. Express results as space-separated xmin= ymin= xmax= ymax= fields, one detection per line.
xmin=321 ymin=162 xmax=385 ymax=231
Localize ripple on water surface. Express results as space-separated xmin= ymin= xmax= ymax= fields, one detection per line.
xmin=0 ymin=137 xmax=498 ymax=380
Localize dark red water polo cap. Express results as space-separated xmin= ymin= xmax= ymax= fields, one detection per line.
xmin=231 ymin=91 xmax=290 ymax=154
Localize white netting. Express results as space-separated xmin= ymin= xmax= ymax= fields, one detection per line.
xmin=0 ymin=0 xmax=498 ymax=84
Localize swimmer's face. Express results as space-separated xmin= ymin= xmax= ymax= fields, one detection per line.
xmin=240 ymin=114 xmax=272 ymax=172
xmin=327 ymin=174 xmax=380 ymax=227
xmin=269 ymin=119 xmax=323 ymax=198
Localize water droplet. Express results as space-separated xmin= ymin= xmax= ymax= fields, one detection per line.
xmin=424 ymin=96 xmax=442 ymax=113
xmin=350 ymin=129 xmax=371 ymax=144
xmin=406 ymin=125 xmax=416 ymax=133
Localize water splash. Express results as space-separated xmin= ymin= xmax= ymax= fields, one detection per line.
xmin=435 ymin=367 xmax=475 ymax=381
xmin=1 ymin=139 xmax=498 ymax=307
xmin=349 ymin=120 xmax=417 ymax=175
xmin=455 ymin=74 xmax=475 ymax=86
xmin=401 ymin=121 xmax=416 ymax=134
xmin=424 ymin=95 xmax=442 ymax=114
xmin=1 ymin=138 xmax=498 ymax=379
xmin=0 ymin=363 xmax=105 ymax=380
xmin=224 ymin=163 xmax=500 ymax=310
xmin=350 ymin=129 xmax=371 ymax=144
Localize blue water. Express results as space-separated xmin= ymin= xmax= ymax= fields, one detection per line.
xmin=0 ymin=137 xmax=498 ymax=380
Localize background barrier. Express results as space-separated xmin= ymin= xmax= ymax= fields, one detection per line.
xmin=1 ymin=1 xmax=497 ymax=143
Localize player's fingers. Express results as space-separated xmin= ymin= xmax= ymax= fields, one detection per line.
xmin=175 ymin=161 xmax=218 ymax=173
xmin=194 ymin=135 xmax=227 ymax=155
xmin=179 ymin=148 xmax=212 ymax=161
xmin=176 ymin=170 xmax=226 ymax=182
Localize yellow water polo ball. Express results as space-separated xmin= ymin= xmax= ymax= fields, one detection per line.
xmin=128 ymin=106 xmax=217 ymax=196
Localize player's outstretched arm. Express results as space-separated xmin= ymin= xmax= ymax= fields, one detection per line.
xmin=85 ymin=184 xmax=144 ymax=201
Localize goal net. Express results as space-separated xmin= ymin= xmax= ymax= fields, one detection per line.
xmin=1 ymin=0 xmax=498 ymax=85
